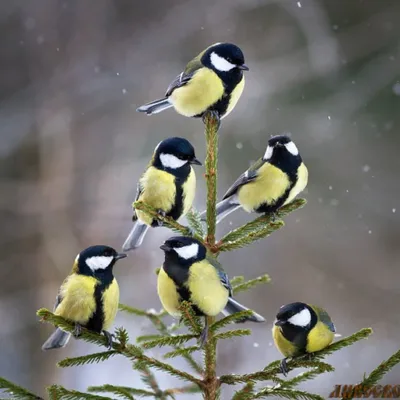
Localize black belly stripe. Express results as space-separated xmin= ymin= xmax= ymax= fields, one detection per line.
xmin=168 ymin=176 xmax=184 ymax=221
xmin=177 ymin=286 xmax=204 ymax=317
xmin=281 ymin=324 xmax=308 ymax=356
xmin=85 ymin=277 xmax=113 ymax=333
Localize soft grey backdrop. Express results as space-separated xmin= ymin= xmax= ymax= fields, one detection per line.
xmin=0 ymin=0 xmax=399 ymax=398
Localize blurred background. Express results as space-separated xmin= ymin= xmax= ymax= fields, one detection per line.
xmin=1 ymin=0 xmax=399 ymax=398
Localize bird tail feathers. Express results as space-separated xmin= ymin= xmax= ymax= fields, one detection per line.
xmin=122 ymin=221 xmax=149 ymax=251
xmin=202 ymin=198 xmax=240 ymax=224
xmin=222 ymin=298 xmax=265 ymax=323
xmin=136 ymin=98 xmax=173 ymax=115
xmin=42 ymin=328 xmax=71 ymax=351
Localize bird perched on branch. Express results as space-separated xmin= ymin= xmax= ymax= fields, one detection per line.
xmin=122 ymin=137 xmax=202 ymax=251
xmin=42 ymin=245 xmax=127 ymax=350
xmin=203 ymin=135 xmax=308 ymax=224
xmin=157 ymin=236 xmax=265 ymax=346
xmin=136 ymin=43 xmax=248 ymax=124
xmin=272 ymin=302 xmax=336 ymax=375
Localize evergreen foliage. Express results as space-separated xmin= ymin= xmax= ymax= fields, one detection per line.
xmin=1 ymin=112 xmax=399 ymax=400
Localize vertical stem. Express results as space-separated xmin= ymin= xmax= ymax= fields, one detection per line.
xmin=204 ymin=112 xmax=219 ymax=246
xmin=203 ymin=112 xmax=220 ymax=399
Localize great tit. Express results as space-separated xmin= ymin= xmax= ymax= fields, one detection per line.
xmin=158 ymin=236 xmax=265 ymax=345
xmin=136 ymin=43 xmax=249 ymax=123
xmin=204 ymin=135 xmax=308 ymax=224
xmin=42 ymin=245 xmax=127 ymax=350
xmin=272 ymin=302 xmax=336 ymax=375
xmin=122 ymin=137 xmax=202 ymax=251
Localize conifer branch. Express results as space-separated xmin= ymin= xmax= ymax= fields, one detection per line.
xmin=38 ymin=309 xmax=202 ymax=387
xmin=136 ymin=334 xmax=165 ymax=343
xmin=232 ymin=383 xmax=255 ymax=400
xmin=217 ymin=199 xmax=306 ymax=251
xmin=0 ymin=377 xmax=43 ymax=400
xmin=251 ymin=387 xmax=324 ymax=400
xmin=141 ymin=334 xmax=198 ymax=349
xmin=164 ymin=346 xmax=199 ymax=359
xmin=88 ymin=385 xmax=151 ymax=400
xmin=135 ymin=363 xmax=165 ymax=399
xmin=204 ymin=111 xmax=219 ymax=247
xmin=163 ymin=384 xmax=203 ymax=396
xmin=210 ymin=311 xmax=255 ymax=333
xmin=133 ymin=201 xmax=199 ymax=238
xmin=178 ymin=301 xmax=203 ymax=335
xmin=340 ymin=347 xmax=400 ymax=400
xmin=186 ymin=208 xmax=206 ymax=237
xmin=217 ymin=221 xmax=285 ymax=252
xmin=58 ymin=351 xmax=118 ymax=368
xmin=230 ymin=276 xmax=245 ymax=286
xmin=48 ymin=385 xmax=113 ymax=400
xmin=232 ymin=274 xmax=271 ymax=294
xmin=213 ymin=328 xmax=251 ymax=341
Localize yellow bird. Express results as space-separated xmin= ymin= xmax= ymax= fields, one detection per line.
xmin=205 ymin=135 xmax=308 ymax=224
xmin=42 ymin=245 xmax=127 ymax=350
xmin=157 ymin=236 xmax=265 ymax=345
xmin=272 ymin=302 xmax=336 ymax=375
xmin=122 ymin=137 xmax=201 ymax=251
xmin=136 ymin=43 xmax=248 ymax=124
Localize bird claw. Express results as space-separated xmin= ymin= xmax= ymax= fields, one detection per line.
xmin=198 ymin=327 xmax=208 ymax=348
xmin=73 ymin=323 xmax=82 ymax=338
xmin=157 ymin=209 xmax=166 ymax=227
xmin=269 ymin=212 xmax=277 ymax=222
xmin=102 ymin=330 xmax=114 ymax=349
xmin=280 ymin=358 xmax=289 ymax=377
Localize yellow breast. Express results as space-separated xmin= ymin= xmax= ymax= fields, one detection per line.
xmin=55 ymin=274 xmax=97 ymax=325
xmin=223 ymin=75 xmax=245 ymax=119
xmin=283 ymin=162 xmax=308 ymax=206
xmin=182 ymin=167 xmax=196 ymax=216
xmin=170 ymin=68 xmax=225 ymax=117
xmin=187 ymin=260 xmax=229 ymax=317
xmin=101 ymin=279 xmax=120 ymax=330
xmin=272 ymin=325 xmax=298 ymax=358
xmin=157 ymin=266 xmax=181 ymax=318
xmin=136 ymin=167 xmax=176 ymax=225
xmin=306 ymin=321 xmax=334 ymax=353
xmin=238 ymin=163 xmax=291 ymax=212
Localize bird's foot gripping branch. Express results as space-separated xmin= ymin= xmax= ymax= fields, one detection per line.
xmin=1 ymin=114 xmax=400 ymax=400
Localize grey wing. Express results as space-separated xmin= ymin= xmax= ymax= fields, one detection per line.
xmin=222 ymin=170 xmax=258 ymax=200
xmin=222 ymin=158 xmax=265 ymax=200
xmin=165 ymin=71 xmax=194 ymax=97
xmin=132 ymin=181 xmax=143 ymax=221
xmin=207 ymin=255 xmax=233 ymax=297
xmin=315 ymin=306 xmax=336 ymax=332
xmin=53 ymin=293 xmax=62 ymax=312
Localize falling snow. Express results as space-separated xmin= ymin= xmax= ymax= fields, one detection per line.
xmin=297 ymin=1 xmax=302 ymax=7
xmin=368 ymin=230 xmax=372 ymax=234
xmin=392 ymin=208 xmax=396 ymax=213
xmin=236 ymin=142 xmax=243 ymax=149
xmin=122 ymin=89 xmax=127 ymax=94
xmin=327 ymin=115 xmax=331 ymax=120
xmin=392 ymin=83 xmax=400 ymax=95
xmin=253 ymin=342 xmax=259 ymax=348
xmin=329 ymin=186 xmax=333 ymax=190
xmin=116 ymin=72 xmax=120 ymax=76
xmin=362 ymin=165 xmax=371 ymax=172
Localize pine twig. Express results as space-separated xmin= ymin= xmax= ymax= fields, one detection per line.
xmin=251 ymin=387 xmax=324 ymax=400
xmin=233 ymin=274 xmax=271 ymax=294
xmin=340 ymin=347 xmax=400 ymax=400
xmin=37 ymin=309 xmax=203 ymax=388
xmin=141 ymin=334 xmax=198 ymax=349
xmin=216 ymin=199 xmax=307 ymax=252
xmin=133 ymin=201 xmax=196 ymax=237
xmin=47 ymin=385 xmax=112 ymax=400
xmin=210 ymin=311 xmax=255 ymax=333
xmin=0 ymin=377 xmax=43 ymax=400
xmin=186 ymin=208 xmax=206 ymax=237
xmin=88 ymin=384 xmax=153 ymax=399
xmin=58 ymin=351 xmax=118 ymax=368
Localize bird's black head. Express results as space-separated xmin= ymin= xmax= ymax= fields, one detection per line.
xmin=275 ymin=302 xmax=316 ymax=332
xmin=75 ymin=245 xmax=127 ymax=279
xmin=262 ymin=134 xmax=302 ymax=171
xmin=160 ymin=236 xmax=206 ymax=265
xmin=202 ymin=43 xmax=249 ymax=75
xmin=154 ymin=137 xmax=202 ymax=172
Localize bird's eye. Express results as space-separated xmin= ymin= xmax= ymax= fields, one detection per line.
xmin=103 ymin=249 xmax=112 ymax=257
xmin=174 ymin=242 xmax=184 ymax=248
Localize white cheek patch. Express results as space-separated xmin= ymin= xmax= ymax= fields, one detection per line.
xmin=288 ymin=308 xmax=311 ymax=327
xmin=210 ymin=52 xmax=236 ymax=72
xmin=263 ymin=146 xmax=273 ymax=160
xmin=86 ymin=256 xmax=113 ymax=271
xmin=175 ymin=243 xmax=199 ymax=260
xmin=160 ymin=153 xmax=187 ymax=169
xmin=285 ymin=141 xmax=299 ymax=156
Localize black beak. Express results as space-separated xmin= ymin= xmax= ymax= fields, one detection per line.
xmin=238 ymin=64 xmax=249 ymax=71
xmin=275 ymin=320 xmax=285 ymax=326
xmin=190 ymin=157 xmax=202 ymax=166
xmin=160 ymin=244 xmax=171 ymax=252
xmin=115 ymin=253 xmax=127 ymax=260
